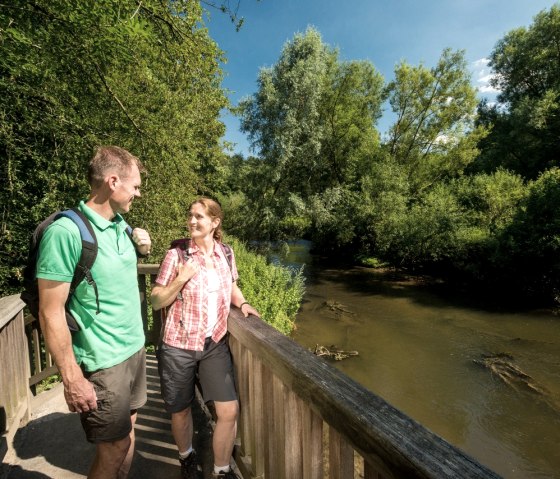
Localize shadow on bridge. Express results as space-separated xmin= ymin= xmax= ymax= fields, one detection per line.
xmin=2 ymin=354 xmax=216 ymax=479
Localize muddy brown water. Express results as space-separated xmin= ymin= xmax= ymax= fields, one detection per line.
xmin=283 ymin=241 xmax=560 ymax=479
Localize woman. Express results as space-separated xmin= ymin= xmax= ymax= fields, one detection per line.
xmin=151 ymin=197 xmax=259 ymax=479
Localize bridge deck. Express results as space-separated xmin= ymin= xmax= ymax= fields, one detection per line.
xmin=2 ymin=354 xmax=228 ymax=479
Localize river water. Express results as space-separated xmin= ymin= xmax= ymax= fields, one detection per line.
xmin=283 ymin=241 xmax=560 ymax=479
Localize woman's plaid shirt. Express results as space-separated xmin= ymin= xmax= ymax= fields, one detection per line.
xmin=155 ymin=240 xmax=238 ymax=351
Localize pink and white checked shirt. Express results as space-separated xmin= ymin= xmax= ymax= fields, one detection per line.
xmin=155 ymin=240 xmax=239 ymax=351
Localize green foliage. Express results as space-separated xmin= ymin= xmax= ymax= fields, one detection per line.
xmin=235 ymin=27 xmax=385 ymax=241
xmin=0 ymin=0 xmax=227 ymax=293
xmin=493 ymin=168 xmax=560 ymax=300
xmin=385 ymin=48 xmax=487 ymax=196
xmin=453 ymin=169 xmax=527 ymax=235
xmin=357 ymin=256 xmax=389 ymax=269
xmin=226 ymin=236 xmax=305 ymax=334
xmin=473 ymin=5 xmax=560 ymax=179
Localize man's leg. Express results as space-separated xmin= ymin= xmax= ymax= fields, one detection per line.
xmin=88 ymin=435 xmax=131 ymax=479
xmin=212 ymin=400 xmax=239 ymax=468
xmin=81 ymin=349 xmax=147 ymax=479
xmin=117 ymin=410 xmax=138 ymax=478
xmin=171 ymin=407 xmax=194 ymax=452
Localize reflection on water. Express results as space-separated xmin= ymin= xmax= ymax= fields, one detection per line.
xmin=285 ymin=241 xmax=560 ymax=479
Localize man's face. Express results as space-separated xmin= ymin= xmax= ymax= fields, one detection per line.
xmin=111 ymin=164 xmax=141 ymax=214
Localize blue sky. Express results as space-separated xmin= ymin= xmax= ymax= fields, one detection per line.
xmin=206 ymin=0 xmax=559 ymax=156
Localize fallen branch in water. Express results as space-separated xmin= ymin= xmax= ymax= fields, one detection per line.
xmin=473 ymin=353 xmax=548 ymax=396
xmin=313 ymin=344 xmax=359 ymax=361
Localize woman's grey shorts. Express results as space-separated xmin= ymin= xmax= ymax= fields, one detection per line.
xmin=157 ymin=336 xmax=238 ymax=413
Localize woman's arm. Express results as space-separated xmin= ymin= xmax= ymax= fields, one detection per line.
xmin=231 ymin=281 xmax=260 ymax=318
xmin=151 ymin=259 xmax=199 ymax=310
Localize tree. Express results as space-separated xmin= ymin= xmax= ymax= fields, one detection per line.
xmin=385 ymin=49 xmax=486 ymax=196
xmin=237 ymin=27 xmax=384 ymax=239
xmin=492 ymin=168 xmax=560 ymax=302
xmin=473 ymin=5 xmax=560 ymax=179
xmin=0 ymin=0 xmax=227 ymax=293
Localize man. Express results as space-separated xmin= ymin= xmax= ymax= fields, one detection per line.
xmin=37 ymin=146 xmax=151 ymax=479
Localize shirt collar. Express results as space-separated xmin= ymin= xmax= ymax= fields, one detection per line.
xmin=188 ymin=239 xmax=220 ymax=257
xmin=78 ymin=200 xmax=128 ymax=234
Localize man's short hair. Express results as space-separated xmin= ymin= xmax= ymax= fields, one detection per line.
xmin=88 ymin=146 xmax=146 ymax=188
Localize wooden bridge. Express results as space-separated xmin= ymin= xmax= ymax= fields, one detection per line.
xmin=0 ymin=265 xmax=502 ymax=478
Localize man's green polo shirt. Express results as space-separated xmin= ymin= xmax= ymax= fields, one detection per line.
xmin=36 ymin=201 xmax=145 ymax=372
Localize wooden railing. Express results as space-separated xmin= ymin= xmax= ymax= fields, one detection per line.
xmin=227 ymin=308 xmax=501 ymax=479
xmin=0 ymin=295 xmax=31 ymax=464
xmin=0 ymin=266 xmax=502 ymax=478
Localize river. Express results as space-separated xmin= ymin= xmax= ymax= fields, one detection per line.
xmin=282 ymin=241 xmax=560 ymax=479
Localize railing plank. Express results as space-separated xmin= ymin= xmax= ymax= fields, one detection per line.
xmin=329 ymin=426 xmax=354 ymax=479
xmin=248 ymin=352 xmax=265 ymax=478
xmin=237 ymin=339 xmax=252 ymax=458
xmin=32 ymin=327 xmax=41 ymax=375
xmin=0 ymin=295 xmax=25 ymax=330
xmin=365 ymin=460 xmax=387 ymax=479
xmin=272 ymin=374 xmax=286 ymax=478
xmin=0 ymin=295 xmax=31 ymax=464
xmin=262 ymin=365 xmax=274 ymax=477
xmin=302 ymin=405 xmax=323 ymax=479
xmin=284 ymin=388 xmax=304 ymax=477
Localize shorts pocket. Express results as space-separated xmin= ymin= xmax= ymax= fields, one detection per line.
xmin=80 ymin=388 xmax=117 ymax=441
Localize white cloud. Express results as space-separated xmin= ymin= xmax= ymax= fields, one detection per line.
xmin=471 ymin=58 xmax=500 ymax=95
xmin=473 ymin=58 xmax=490 ymax=68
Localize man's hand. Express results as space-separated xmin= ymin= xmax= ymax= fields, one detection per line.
xmin=132 ymin=227 xmax=151 ymax=256
xmin=64 ymin=376 xmax=98 ymax=413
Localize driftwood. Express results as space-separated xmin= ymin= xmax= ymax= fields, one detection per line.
xmin=313 ymin=344 xmax=359 ymax=361
xmin=473 ymin=352 xmax=560 ymax=416
xmin=322 ymin=300 xmax=355 ymax=315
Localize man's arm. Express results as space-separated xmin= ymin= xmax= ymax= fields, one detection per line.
xmin=38 ymin=279 xmax=97 ymax=413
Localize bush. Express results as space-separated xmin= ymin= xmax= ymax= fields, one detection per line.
xmin=226 ymin=236 xmax=305 ymax=334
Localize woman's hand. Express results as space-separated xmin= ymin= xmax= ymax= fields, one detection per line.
xmin=151 ymin=257 xmax=200 ymax=310
xmin=240 ymin=302 xmax=261 ymax=318
xmin=177 ymin=257 xmax=200 ymax=282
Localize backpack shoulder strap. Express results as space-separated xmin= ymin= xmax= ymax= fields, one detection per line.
xmin=170 ymin=238 xmax=191 ymax=263
xmin=219 ymin=242 xmax=234 ymax=280
xmin=58 ymin=208 xmax=99 ymax=313
xmin=22 ymin=210 xmax=67 ymax=285
xmin=170 ymin=238 xmax=190 ymax=250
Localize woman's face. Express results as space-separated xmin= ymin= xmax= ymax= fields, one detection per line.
xmin=188 ymin=203 xmax=219 ymax=241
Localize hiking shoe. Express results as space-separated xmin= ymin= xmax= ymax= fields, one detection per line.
xmin=179 ymin=451 xmax=202 ymax=479
xmin=213 ymin=469 xmax=240 ymax=479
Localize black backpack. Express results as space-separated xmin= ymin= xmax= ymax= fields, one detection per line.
xmin=20 ymin=208 xmax=133 ymax=332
